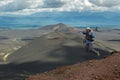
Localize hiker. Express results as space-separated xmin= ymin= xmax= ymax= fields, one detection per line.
xmin=82 ymin=27 xmax=100 ymax=56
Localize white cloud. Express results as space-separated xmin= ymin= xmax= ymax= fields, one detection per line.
xmin=0 ymin=0 xmax=120 ymax=15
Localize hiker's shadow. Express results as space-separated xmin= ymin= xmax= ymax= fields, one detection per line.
xmin=94 ymin=48 xmax=111 ymax=58
xmin=61 ymin=45 xmax=111 ymax=64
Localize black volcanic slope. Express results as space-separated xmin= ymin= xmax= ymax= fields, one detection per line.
xmin=0 ymin=23 xmax=110 ymax=80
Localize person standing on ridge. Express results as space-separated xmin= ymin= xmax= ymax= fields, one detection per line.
xmin=82 ymin=27 xmax=100 ymax=56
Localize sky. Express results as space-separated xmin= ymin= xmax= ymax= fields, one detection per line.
xmin=0 ymin=0 xmax=120 ymax=28
xmin=0 ymin=0 xmax=120 ymax=15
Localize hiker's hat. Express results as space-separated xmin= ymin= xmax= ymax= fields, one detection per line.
xmin=86 ymin=27 xmax=91 ymax=30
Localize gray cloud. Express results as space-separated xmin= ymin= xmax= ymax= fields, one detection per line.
xmin=89 ymin=0 xmax=120 ymax=7
xmin=42 ymin=0 xmax=65 ymax=8
xmin=0 ymin=0 xmax=31 ymax=12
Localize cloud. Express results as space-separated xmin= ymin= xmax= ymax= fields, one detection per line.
xmin=89 ymin=0 xmax=120 ymax=7
xmin=0 ymin=0 xmax=120 ymax=15
xmin=41 ymin=0 xmax=65 ymax=8
xmin=89 ymin=0 xmax=120 ymax=11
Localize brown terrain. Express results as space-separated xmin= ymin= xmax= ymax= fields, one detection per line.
xmin=26 ymin=51 xmax=120 ymax=80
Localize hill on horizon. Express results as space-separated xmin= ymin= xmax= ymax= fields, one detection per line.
xmin=0 ymin=23 xmax=111 ymax=80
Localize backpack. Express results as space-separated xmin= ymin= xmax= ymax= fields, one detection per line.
xmin=85 ymin=32 xmax=94 ymax=41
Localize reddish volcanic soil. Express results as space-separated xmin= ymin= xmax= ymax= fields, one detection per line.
xmin=26 ymin=51 xmax=120 ymax=80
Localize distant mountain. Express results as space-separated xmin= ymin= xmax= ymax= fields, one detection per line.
xmin=30 ymin=12 xmax=120 ymax=25
xmin=0 ymin=12 xmax=120 ymax=29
